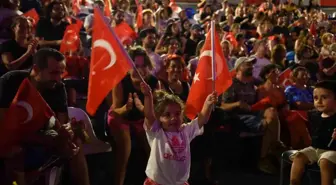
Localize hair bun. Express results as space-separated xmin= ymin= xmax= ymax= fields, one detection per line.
xmin=153 ymin=90 xmax=168 ymax=104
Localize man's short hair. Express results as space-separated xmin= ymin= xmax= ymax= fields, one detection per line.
xmin=33 ymin=48 xmax=65 ymax=70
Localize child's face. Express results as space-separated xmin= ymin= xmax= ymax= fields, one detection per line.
xmin=159 ymin=103 xmax=183 ymax=132
xmin=313 ymin=88 xmax=336 ymax=115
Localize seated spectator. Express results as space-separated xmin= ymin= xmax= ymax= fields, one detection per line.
xmin=221 ymin=40 xmax=236 ymax=70
xmin=160 ymin=54 xmax=190 ymax=101
xmin=35 ymin=1 xmax=69 ymax=50
xmin=0 ymin=48 xmax=90 ymax=185
xmin=258 ymin=64 xmax=286 ymax=108
xmin=0 ymin=0 xmax=22 ymax=43
xmin=251 ymin=39 xmax=271 ymax=79
xmin=84 ymin=0 xmax=111 ymax=47
xmin=270 ymin=44 xmax=289 ymax=71
xmin=0 ymin=16 xmax=38 ymax=76
xmin=221 ymin=57 xmax=285 ymax=174
xmin=187 ymin=40 xmax=204 ymax=78
xmin=290 ymin=81 xmax=336 ymax=185
xmin=285 ymin=67 xmax=314 ymax=110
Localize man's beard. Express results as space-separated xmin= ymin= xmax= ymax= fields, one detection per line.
xmin=52 ymin=14 xmax=63 ymax=22
xmin=38 ymin=80 xmax=58 ymax=89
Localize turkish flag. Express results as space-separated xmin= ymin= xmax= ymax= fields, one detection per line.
xmin=86 ymin=8 xmax=133 ymax=116
xmin=185 ymin=28 xmax=232 ymax=119
xmin=104 ymin=0 xmax=112 ymax=16
xmin=225 ymin=32 xmax=238 ymax=48
xmin=23 ymin=9 xmax=40 ymax=27
xmin=72 ymin=0 xmax=80 ymax=15
xmin=169 ymin=0 xmax=182 ymax=13
xmin=0 ymin=78 xmax=56 ymax=155
xmin=60 ymin=20 xmax=83 ymax=53
xmin=278 ymin=67 xmax=293 ymax=87
xmin=230 ymin=69 xmax=236 ymax=78
xmin=114 ymin=22 xmax=137 ymax=46
xmin=135 ymin=0 xmax=143 ymax=28
xmin=320 ymin=0 xmax=336 ymax=6
xmin=284 ymin=110 xmax=311 ymax=148
xmin=251 ymin=97 xmax=272 ymax=111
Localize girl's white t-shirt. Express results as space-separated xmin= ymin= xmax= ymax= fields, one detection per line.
xmin=144 ymin=118 xmax=203 ymax=185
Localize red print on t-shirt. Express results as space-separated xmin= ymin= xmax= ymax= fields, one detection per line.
xmin=171 ymin=136 xmax=180 ymax=146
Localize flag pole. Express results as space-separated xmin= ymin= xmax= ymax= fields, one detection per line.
xmin=95 ymin=8 xmax=146 ymax=84
xmin=210 ymin=20 xmax=216 ymax=111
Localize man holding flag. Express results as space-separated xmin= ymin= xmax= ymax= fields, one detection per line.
xmin=0 ymin=48 xmax=90 ymax=185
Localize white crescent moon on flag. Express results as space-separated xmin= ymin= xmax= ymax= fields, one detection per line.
xmin=65 ymin=30 xmax=78 ymax=45
xmin=16 ymin=101 xmax=33 ymax=124
xmin=199 ymin=50 xmax=224 ymax=80
xmin=92 ymin=39 xmax=117 ymax=71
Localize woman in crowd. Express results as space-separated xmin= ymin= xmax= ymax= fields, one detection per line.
xmin=108 ymin=47 xmax=160 ymax=185
xmin=160 ymin=54 xmax=190 ymax=102
xmin=0 ymin=16 xmax=37 ymax=75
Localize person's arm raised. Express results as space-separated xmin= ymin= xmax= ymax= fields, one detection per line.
xmin=141 ymin=82 xmax=156 ymax=129
xmin=197 ymin=91 xmax=217 ymax=129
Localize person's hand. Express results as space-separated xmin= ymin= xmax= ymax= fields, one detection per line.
xmin=205 ymin=91 xmax=217 ymax=107
xmin=140 ymin=82 xmax=152 ymax=96
xmin=133 ymin=93 xmax=144 ymax=112
xmin=323 ymin=67 xmax=335 ymax=76
xmin=125 ymin=93 xmax=133 ymax=111
xmin=332 ymin=128 xmax=336 ymax=140
xmin=58 ymin=123 xmax=74 ymax=140
xmin=56 ymin=40 xmax=63 ymax=45
xmin=26 ymin=39 xmax=39 ymax=55
xmin=237 ymin=101 xmax=251 ymax=110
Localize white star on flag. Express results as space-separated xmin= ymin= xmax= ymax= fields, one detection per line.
xmin=193 ymin=73 xmax=200 ymax=84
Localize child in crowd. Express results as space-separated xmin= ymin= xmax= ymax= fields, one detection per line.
xmin=290 ymin=80 xmax=336 ymax=185
xmin=139 ymin=82 xmax=216 ymax=185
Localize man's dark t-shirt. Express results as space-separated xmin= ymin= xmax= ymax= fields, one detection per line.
xmin=0 ymin=70 xmax=68 ymax=113
xmin=35 ymin=18 xmax=69 ymax=50
xmin=0 ymin=40 xmax=33 ymax=75
xmin=184 ymin=38 xmax=200 ymax=63
xmin=309 ymin=111 xmax=336 ymax=151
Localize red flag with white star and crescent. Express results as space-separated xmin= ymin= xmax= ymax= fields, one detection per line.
xmin=185 ymin=27 xmax=232 ymax=120
xmin=0 ymin=78 xmax=56 ymax=156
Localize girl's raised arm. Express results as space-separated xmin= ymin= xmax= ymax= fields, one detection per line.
xmin=141 ymin=82 xmax=156 ymax=129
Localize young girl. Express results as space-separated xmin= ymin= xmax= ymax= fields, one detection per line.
xmin=140 ymin=82 xmax=216 ymax=185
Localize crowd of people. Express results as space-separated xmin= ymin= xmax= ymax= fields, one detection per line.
xmin=1 ymin=0 xmax=336 ymax=184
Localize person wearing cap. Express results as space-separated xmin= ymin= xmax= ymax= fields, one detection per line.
xmin=221 ymin=56 xmax=284 ymax=174
xmin=84 ymin=0 xmax=111 ymax=46
xmin=183 ymin=24 xmax=203 ymax=62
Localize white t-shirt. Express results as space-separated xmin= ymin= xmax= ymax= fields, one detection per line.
xmin=144 ymin=118 xmax=203 ymax=185
xmin=252 ymin=57 xmax=271 ymax=79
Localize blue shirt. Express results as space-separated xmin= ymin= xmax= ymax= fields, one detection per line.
xmin=285 ymin=85 xmax=313 ymax=106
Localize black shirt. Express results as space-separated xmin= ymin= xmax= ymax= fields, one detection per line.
xmin=184 ymin=38 xmax=200 ymax=62
xmin=0 ymin=70 xmax=68 ymax=113
xmin=0 ymin=39 xmax=33 ymax=74
xmin=309 ymin=111 xmax=336 ymax=151
xmin=121 ymin=74 xmax=158 ymax=121
xmin=35 ymin=18 xmax=69 ymax=50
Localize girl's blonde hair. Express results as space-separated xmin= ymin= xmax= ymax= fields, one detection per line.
xmin=153 ymin=90 xmax=184 ymax=117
